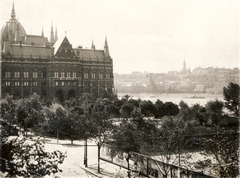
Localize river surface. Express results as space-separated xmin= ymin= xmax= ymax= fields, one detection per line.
xmin=118 ymin=93 xmax=223 ymax=106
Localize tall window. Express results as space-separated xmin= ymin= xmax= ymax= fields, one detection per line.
xmin=67 ymin=72 xmax=71 ymax=78
xmin=42 ymin=71 xmax=47 ymax=78
xmin=56 ymin=81 xmax=58 ymax=86
xmin=33 ymin=72 xmax=37 ymax=78
xmin=99 ymin=74 xmax=103 ymax=79
xmin=23 ymin=82 xmax=28 ymax=86
xmin=61 ymin=72 xmax=64 ymax=78
xmin=73 ymin=72 xmax=76 ymax=78
xmin=91 ymin=73 xmax=96 ymax=79
xmin=33 ymin=81 xmax=37 ymax=86
xmin=84 ymin=73 xmax=88 ymax=79
xmin=15 ymin=82 xmax=20 ymax=86
xmin=5 ymin=82 xmax=11 ymax=86
xmin=14 ymin=72 xmax=20 ymax=78
xmin=5 ymin=72 xmax=11 ymax=78
xmin=24 ymin=72 xmax=29 ymax=78
xmin=54 ymin=72 xmax=59 ymax=78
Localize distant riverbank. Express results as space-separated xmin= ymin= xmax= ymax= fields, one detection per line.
xmin=117 ymin=93 xmax=223 ymax=106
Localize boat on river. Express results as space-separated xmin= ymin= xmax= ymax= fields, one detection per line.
xmin=183 ymin=95 xmax=205 ymax=99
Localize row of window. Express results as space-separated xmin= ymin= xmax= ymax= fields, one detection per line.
xmin=5 ymin=81 xmax=108 ymax=87
xmin=5 ymin=72 xmax=45 ymax=78
xmin=54 ymin=72 xmax=111 ymax=79
xmin=5 ymin=81 xmax=37 ymax=86
xmin=55 ymin=81 xmax=76 ymax=86
xmin=5 ymin=71 xmax=112 ymax=79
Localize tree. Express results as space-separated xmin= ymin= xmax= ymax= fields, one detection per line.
xmin=1 ymin=95 xmax=18 ymax=136
xmin=162 ymin=102 xmax=179 ymax=116
xmin=154 ymin=99 xmax=165 ymax=118
xmin=223 ymin=82 xmax=239 ymax=117
xmin=15 ymin=94 xmax=44 ymax=135
xmin=111 ymin=120 xmax=142 ymax=155
xmin=196 ymin=127 xmax=239 ymax=177
xmin=0 ymin=136 xmax=65 ymax=177
xmin=120 ymin=103 xmax=135 ymax=118
xmin=141 ymin=116 xmax=187 ymax=178
xmin=205 ymin=99 xmax=224 ymax=126
xmin=139 ymin=100 xmax=155 ymax=117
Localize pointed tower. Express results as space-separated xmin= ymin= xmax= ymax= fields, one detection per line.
xmin=54 ymin=27 xmax=58 ymax=43
xmin=183 ymin=59 xmax=186 ymax=71
xmin=104 ymin=36 xmax=110 ymax=58
xmin=41 ymin=26 xmax=44 ymax=37
xmin=11 ymin=2 xmax=16 ymax=19
xmin=91 ymin=40 xmax=95 ymax=50
xmin=50 ymin=22 xmax=55 ymax=45
xmin=14 ymin=22 xmax=20 ymax=43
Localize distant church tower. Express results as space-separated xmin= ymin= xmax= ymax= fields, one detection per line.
xmin=182 ymin=59 xmax=191 ymax=74
xmin=183 ymin=59 xmax=186 ymax=71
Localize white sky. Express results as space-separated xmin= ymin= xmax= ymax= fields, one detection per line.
xmin=1 ymin=0 xmax=239 ymax=74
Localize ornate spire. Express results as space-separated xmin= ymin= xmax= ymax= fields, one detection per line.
xmin=50 ymin=21 xmax=55 ymax=45
xmin=104 ymin=36 xmax=110 ymax=57
xmin=41 ymin=26 xmax=44 ymax=37
xmin=104 ymin=36 xmax=108 ymax=48
xmin=183 ymin=58 xmax=186 ymax=70
xmin=55 ymin=26 xmax=58 ymax=42
xmin=91 ymin=40 xmax=95 ymax=50
xmin=11 ymin=2 xmax=16 ymax=19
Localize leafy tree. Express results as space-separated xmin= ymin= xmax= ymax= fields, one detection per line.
xmin=110 ymin=120 xmax=142 ymax=155
xmin=154 ymin=99 xmax=165 ymax=118
xmin=141 ymin=116 xmax=187 ymax=178
xmin=128 ymin=98 xmax=140 ymax=108
xmin=139 ymin=100 xmax=155 ymax=117
xmin=90 ymin=99 xmax=113 ymax=144
xmin=120 ymin=103 xmax=135 ymax=118
xmin=1 ymin=95 xmax=18 ymax=136
xmin=15 ymin=94 xmax=44 ymax=135
xmin=205 ymin=100 xmax=224 ymax=126
xmin=223 ymin=82 xmax=239 ymax=117
xmin=196 ymin=127 xmax=239 ymax=177
xmin=162 ymin=102 xmax=179 ymax=116
xmin=43 ymin=103 xmax=67 ymax=137
xmin=0 ymin=136 xmax=65 ymax=177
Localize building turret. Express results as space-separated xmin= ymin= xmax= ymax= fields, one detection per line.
xmin=41 ymin=26 xmax=44 ymax=37
xmin=91 ymin=40 xmax=95 ymax=50
xmin=50 ymin=22 xmax=55 ymax=45
xmin=183 ymin=59 xmax=186 ymax=71
xmin=104 ymin=36 xmax=110 ymax=58
xmin=11 ymin=2 xmax=16 ymax=19
xmin=55 ymin=27 xmax=58 ymax=43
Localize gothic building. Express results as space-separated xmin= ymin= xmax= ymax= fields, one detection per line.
xmin=0 ymin=4 xmax=114 ymax=102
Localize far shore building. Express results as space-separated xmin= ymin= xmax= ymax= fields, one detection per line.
xmin=0 ymin=4 xmax=114 ymax=101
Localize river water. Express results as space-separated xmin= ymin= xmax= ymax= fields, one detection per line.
xmin=118 ymin=93 xmax=224 ymax=106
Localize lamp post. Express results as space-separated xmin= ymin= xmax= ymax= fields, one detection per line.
xmin=84 ymin=131 xmax=89 ymax=167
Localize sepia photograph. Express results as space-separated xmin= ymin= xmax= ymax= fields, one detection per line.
xmin=0 ymin=0 xmax=239 ymax=177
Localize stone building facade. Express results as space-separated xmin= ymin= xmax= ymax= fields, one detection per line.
xmin=1 ymin=4 xmax=114 ymax=102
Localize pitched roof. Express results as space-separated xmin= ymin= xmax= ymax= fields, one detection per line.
xmin=73 ymin=48 xmax=105 ymax=61
xmin=11 ymin=44 xmax=52 ymax=58
xmin=24 ymin=35 xmax=49 ymax=46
